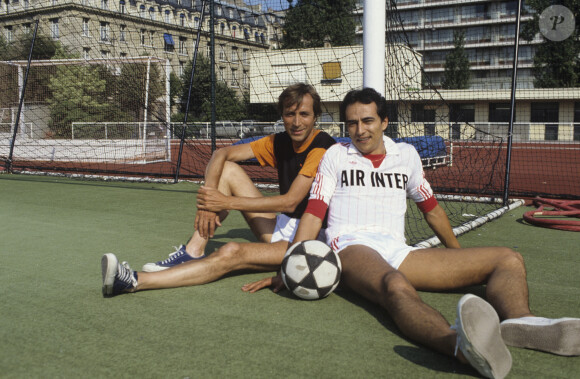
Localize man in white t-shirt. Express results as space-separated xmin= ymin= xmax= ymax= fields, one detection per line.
xmin=244 ymin=88 xmax=580 ymax=379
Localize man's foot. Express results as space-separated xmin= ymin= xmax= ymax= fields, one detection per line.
xmin=501 ymin=317 xmax=580 ymax=356
xmin=101 ymin=253 xmax=138 ymax=297
xmin=141 ymin=245 xmax=205 ymax=272
xmin=453 ymin=294 xmax=512 ymax=379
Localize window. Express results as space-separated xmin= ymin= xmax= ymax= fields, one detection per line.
xmin=180 ymin=14 xmax=186 ymax=27
xmin=531 ymin=102 xmax=558 ymax=141
xmin=82 ymin=18 xmax=89 ymax=37
xmin=178 ymin=37 xmax=186 ymax=54
xmin=449 ymin=104 xmax=475 ymax=123
xmin=149 ymin=7 xmax=155 ymax=20
xmin=242 ymin=70 xmax=248 ymax=88
xmin=530 ymin=102 xmax=558 ymax=123
xmin=140 ymin=29 xmax=145 ymax=45
xmin=385 ymin=103 xmax=399 ymax=138
xmin=219 ymin=44 xmax=226 ymax=61
xmin=489 ymin=103 xmax=513 ymax=123
xmin=101 ymin=50 xmax=109 ymax=59
xmin=101 ymin=0 xmax=108 ymax=10
xmin=216 ymin=5 xmax=222 ymax=16
xmin=83 ymin=47 xmax=90 ymax=59
xmin=244 ymin=28 xmax=249 ymax=39
xmin=163 ymin=33 xmax=174 ymax=52
xmin=231 ymin=69 xmax=238 ymax=87
xmin=24 ymin=0 xmax=29 ymax=9
xmin=255 ymin=32 xmax=259 ymax=42
xmin=50 ymin=19 xmax=59 ymax=39
xmin=232 ymin=26 xmax=236 ymax=38
xmin=179 ymin=61 xmax=185 ymax=76
xmin=140 ymin=5 xmax=145 ymax=17
xmin=425 ymin=8 xmax=453 ymax=24
xmin=194 ymin=16 xmax=199 ymax=28
xmin=322 ymin=62 xmax=341 ymax=84
xmin=4 ymin=26 xmax=13 ymax=43
xmin=231 ymin=46 xmax=238 ymax=62
xmin=119 ymin=25 xmax=126 ymax=42
xmin=148 ymin=31 xmax=154 ymax=46
xmin=100 ymin=22 xmax=109 ymax=42
xmin=218 ymin=66 xmax=225 ymax=82
xmin=411 ymin=104 xmax=436 ymax=136
xmin=220 ymin=23 xmax=225 ymax=35
xmin=573 ymin=103 xmax=580 ymax=141
xmin=165 ymin=10 xmax=170 ymax=23
xmin=545 ymin=124 xmax=558 ymax=141
xmin=22 ymin=23 xmax=31 ymax=35
xmin=242 ymin=49 xmax=248 ymax=65
xmin=449 ymin=104 xmax=474 ymax=140
xmin=119 ymin=0 xmax=125 ymax=13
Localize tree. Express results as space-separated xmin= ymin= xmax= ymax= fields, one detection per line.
xmin=521 ymin=0 xmax=580 ymax=87
xmin=282 ymin=0 xmax=357 ymax=49
xmin=116 ymin=62 xmax=166 ymax=121
xmin=0 ymin=31 xmax=68 ymax=60
xmin=48 ymin=65 xmax=128 ymax=137
xmin=441 ymin=30 xmax=470 ymax=89
xmin=177 ymin=55 xmax=246 ymax=122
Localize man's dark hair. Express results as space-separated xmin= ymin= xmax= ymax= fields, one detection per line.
xmin=339 ymin=88 xmax=389 ymax=122
xmin=278 ymin=83 xmax=322 ymax=118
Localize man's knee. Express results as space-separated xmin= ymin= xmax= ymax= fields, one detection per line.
xmin=497 ymin=247 xmax=526 ymax=273
xmin=380 ymin=270 xmax=419 ymax=304
xmin=212 ymin=241 xmax=242 ymax=262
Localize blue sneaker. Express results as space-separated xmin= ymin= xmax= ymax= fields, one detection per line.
xmin=141 ymin=245 xmax=204 ymax=272
xmin=101 ymin=253 xmax=138 ymax=297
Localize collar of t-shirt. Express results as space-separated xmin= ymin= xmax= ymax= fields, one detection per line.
xmin=363 ymin=153 xmax=386 ymax=168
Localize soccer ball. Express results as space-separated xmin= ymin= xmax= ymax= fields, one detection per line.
xmin=281 ymin=240 xmax=342 ymax=300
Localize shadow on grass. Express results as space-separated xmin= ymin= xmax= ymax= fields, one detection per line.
xmin=393 ymin=345 xmax=479 ymax=377
xmin=334 ymin=286 xmax=487 ymax=376
xmin=0 ymin=173 xmax=200 ymax=193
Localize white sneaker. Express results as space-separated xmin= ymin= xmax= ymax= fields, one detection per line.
xmin=501 ymin=316 xmax=580 ymax=356
xmin=452 ymin=294 xmax=512 ymax=379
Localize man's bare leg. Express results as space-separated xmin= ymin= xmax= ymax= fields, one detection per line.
xmin=338 ymin=246 xmax=512 ymax=377
xmin=338 ymin=246 xmax=458 ymax=356
xmin=185 ymin=161 xmax=277 ymax=257
xmin=398 ymin=247 xmax=532 ymax=320
xmin=137 ymin=240 xmax=289 ymax=289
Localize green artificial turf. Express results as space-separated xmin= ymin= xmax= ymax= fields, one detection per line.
xmin=1 ymin=174 xmax=579 ymax=378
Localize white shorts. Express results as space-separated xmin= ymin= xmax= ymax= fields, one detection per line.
xmin=329 ymin=231 xmax=417 ymax=270
xmin=270 ymin=213 xmax=326 ymax=243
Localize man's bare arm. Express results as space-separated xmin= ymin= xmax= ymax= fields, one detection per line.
xmin=423 ymin=204 xmax=461 ymax=248
xmin=197 ymin=174 xmax=314 ymax=214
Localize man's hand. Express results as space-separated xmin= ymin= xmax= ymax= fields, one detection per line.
xmin=241 ymin=273 xmax=285 ymax=293
xmin=197 ymin=186 xmax=230 ymax=213
xmin=194 ymin=209 xmax=222 ymax=238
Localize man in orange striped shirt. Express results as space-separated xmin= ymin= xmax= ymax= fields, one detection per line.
xmin=102 ymin=83 xmax=335 ymax=295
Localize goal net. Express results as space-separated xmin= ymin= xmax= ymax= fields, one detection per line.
xmin=2 ymin=0 xmax=578 ymax=245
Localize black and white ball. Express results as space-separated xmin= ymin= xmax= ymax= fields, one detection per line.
xmin=281 ymin=240 xmax=342 ymax=300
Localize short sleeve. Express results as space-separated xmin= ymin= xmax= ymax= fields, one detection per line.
xmin=404 ymin=144 xmax=435 ymax=204
xmin=249 ymin=135 xmax=276 ymax=168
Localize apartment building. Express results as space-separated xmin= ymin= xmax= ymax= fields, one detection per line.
xmin=353 ymin=0 xmax=543 ymax=90
xmin=0 ymin=0 xmax=283 ymax=95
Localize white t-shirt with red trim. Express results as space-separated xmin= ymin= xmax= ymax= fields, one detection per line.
xmin=306 ymin=136 xmax=437 ymax=245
